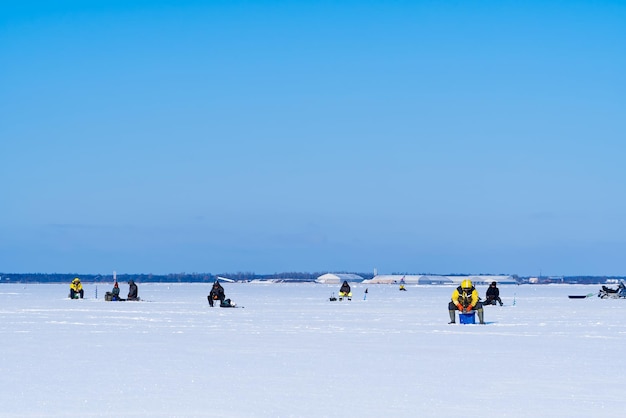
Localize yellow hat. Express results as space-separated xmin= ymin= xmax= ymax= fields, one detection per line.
xmin=461 ymin=279 xmax=472 ymax=289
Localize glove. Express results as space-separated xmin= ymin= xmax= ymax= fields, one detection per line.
xmin=466 ymin=305 xmax=474 ymax=312
xmin=456 ymin=304 xmax=463 ymax=311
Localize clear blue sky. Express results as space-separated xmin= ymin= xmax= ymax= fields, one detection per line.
xmin=1 ymin=1 xmax=625 ymax=276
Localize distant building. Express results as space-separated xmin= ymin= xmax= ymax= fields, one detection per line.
xmin=362 ymin=275 xmax=453 ymax=285
xmin=362 ymin=274 xmax=518 ymax=285
xmin=315 ymin=273 xmax=364 ymax=284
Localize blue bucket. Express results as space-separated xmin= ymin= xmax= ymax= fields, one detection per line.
xmin=459 ymin=311 xmax=476 ymax=324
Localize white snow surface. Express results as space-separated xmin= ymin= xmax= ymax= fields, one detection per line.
xmin=1 ymin=283 xmax=624 ymax=418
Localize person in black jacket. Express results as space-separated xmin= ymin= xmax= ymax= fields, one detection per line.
xmin=127 ymin=280 xmax=139 ymax=301
xmin=208 ymin=280 xmax=225 ymax=307
xmin=484 ymin=281 xmax=503 ymax=306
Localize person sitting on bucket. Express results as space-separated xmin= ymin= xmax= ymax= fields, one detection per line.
xmin=127 ymin=280 xmax=139 ymax=301
xmin=448 ymin=279 xmax=484 ymax=324
xmin=484 ymin=281 xmax=503 ymax=306
xmin=69 ymin=277 xmax=84 ymax=299
xmin=111 ymin=282 xmax=121 ymax=301
xmin=339 ymin=280 xmax=352 ymax=301
xmin=208 ymin=280 xmax=225 ymax=307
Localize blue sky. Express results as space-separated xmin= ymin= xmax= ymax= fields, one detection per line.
xmin=1 ymin=1 xmax=625 ymax=276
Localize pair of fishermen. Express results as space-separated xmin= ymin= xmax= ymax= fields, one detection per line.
xmin=108 ymin=280 xmax=139 ymax=301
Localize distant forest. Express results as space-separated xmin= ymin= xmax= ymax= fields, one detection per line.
xmin=0 ymin=272 xmax=624 ymax=284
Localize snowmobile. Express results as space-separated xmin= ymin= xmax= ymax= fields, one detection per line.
xmin=598 ymin=281 xmax=626 ymax=299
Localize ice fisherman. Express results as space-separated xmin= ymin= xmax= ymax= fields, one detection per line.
xmin=484 ymin=281 xmax=503 ymax=306
xmin=111 ymin=282 xmax=121 ymax=301
xmin=448 ymin=279 xmax=485 ymax=324
xmin=69 ymin=277 xmax=84 ymax=299
xmin=208 ymin=280 xmax=226 ymax=307
xmin=127 ymin=280 xmax=139 ymax=301
xmin=339 ymin=281 xmax=352 ymax=301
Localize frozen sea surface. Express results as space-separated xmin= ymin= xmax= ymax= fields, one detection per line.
xmin=0 ymin=283 xmax=625 ymax=417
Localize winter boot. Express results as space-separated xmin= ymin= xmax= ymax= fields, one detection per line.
xmin=478 ymin=309 xmax=485 ymax=324
xmin=448 ymin=310 xmax=456 ymax=324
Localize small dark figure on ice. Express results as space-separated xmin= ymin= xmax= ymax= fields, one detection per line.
xmin=127 ymin=280 xmax=139 ymax=301
xmin=208 ymin=280 xmax=226 ymax=307
xmin=484 ymin=281 xmax=503 ymax=306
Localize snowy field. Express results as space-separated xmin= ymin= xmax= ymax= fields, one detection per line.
xmin=1 ymin=282 xmax=625 ymax=418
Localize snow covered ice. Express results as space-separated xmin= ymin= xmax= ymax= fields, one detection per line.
xmin=1 ymin=282 xmax=625 ymax=417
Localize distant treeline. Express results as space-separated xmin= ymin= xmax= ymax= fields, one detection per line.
xmin=0 ymin=272 xmax=623 ymax=284
xmin=0 ymin=271 xmax=375 ymax=284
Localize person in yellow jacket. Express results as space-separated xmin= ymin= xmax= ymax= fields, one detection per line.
xmin=339 ymin=281 xmax=352 ymax=301
xmin=69 ymin=277 xmax=84 ymax=299
xmin=448 ymin=279 xmax=484 ymax=324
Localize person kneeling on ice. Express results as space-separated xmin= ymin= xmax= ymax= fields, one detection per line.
xmin=208 ymin=280 xmax=226 ymax=307
xmin=484 ymin=281 xmax=503 ymax=306
xmin=127 ymin=280 xmax=139 ymax=301
xmin=448 ymin=279 xmax=485 ymax=324
xmin=339 ymin=280 xmax=352 ymax=301
xmin=69 ymin=278 xmax=84 ymax=299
